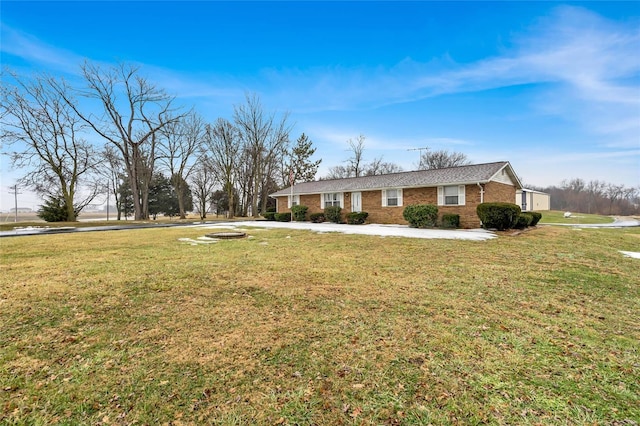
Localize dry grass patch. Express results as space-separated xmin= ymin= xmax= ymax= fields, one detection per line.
xmin=1 ymin=225 xmax=639 ymax=424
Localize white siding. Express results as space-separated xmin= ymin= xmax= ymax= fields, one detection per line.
xmin=493 ymin=168 xmax=515 ymax=185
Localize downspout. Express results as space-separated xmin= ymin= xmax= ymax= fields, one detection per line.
xmin=477 ymin=182 xmax=484 ymax=203
xmin=477 ymin=183 xmax=485 ymax=227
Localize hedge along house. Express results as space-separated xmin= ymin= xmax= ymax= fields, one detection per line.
xmin=270 ymin=161 xmax=523 ymax=228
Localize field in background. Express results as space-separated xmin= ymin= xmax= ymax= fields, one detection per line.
xmin=1 ymin=225 xmax=639 ymax=424
xmin=0 ymin=212 xmax=228 ymax=232
xmin=540 ymin=210 xmax=616 ymax=224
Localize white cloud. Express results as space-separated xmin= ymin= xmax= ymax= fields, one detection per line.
xmin=1 ymin=23 xmax=84 ymax=76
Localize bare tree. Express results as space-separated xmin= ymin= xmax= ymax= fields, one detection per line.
xmin=235 ymin=146 xmax=255 ymax=216
xmin=100 ymin=145 xmax=127 ymax=220
xmin=1 ymin=71 xmax=100 ymax=221
xmin=324 ymin=165 xmax=352 ymax=180
xmin=605 ymin=183 xmax=625 ymax=215
xmin=586 ymin=180 xmax=606 ymax=214
xmin=234 ymin=93 xmax=291 ymax=216
xmin=346 ymin=134 xmax=366 ymax=178
xmin=418 ymin=149 xmax=470 ymax=170
xmin=364 ymin=157 xmax=403 ymax=176
xmin=204 ymin=118 xmax=241 ymax=219
xmin=158 ymin=112 xmax=204 ymax=219
xmin=190 ymin=156 xmax=217 ymax=219
xmin=323 ymin=135 xmax=402 ymax=179
xmin=64 ymin=62 xmax=183 ymax=220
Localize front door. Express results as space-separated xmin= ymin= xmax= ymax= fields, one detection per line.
xmin=351 ymin=192 xmax=362 ymax=212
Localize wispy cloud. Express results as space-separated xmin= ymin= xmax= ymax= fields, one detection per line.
xmin=264 ymin=6 xmax=639 ymax=148
xmin=1 ymin=23 xmax=83 ymax=76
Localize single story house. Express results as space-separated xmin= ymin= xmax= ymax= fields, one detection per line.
xmin=270 ymin=161 xmax=523 ymax=228
xmin=516 ymin=188 xmax=550 ymax=212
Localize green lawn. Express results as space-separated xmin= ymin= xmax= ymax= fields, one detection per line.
xmin=1 ymin=225 xmax=638 ymax=424
xmin=540 ymin=210 xmax=615 ymax=224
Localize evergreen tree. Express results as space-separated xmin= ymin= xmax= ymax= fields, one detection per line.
xmin=117 ymin=178 xmax=135 ymax=219
xmin=147 ymin=173 xmax=193 ymax=219
xmin=37 ymin=196 xmax=78 ymax=222
xmin=148 ymin=174 xmax=176 ymax=219
xmin=289 ymin=133 xmax=321 ymax=184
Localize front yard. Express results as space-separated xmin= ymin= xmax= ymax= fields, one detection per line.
xmin=1 ymin=225 xmax=638 ymax=424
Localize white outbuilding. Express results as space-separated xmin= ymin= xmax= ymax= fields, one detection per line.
xmin=516 ymin=188 xmax=550 ymax=211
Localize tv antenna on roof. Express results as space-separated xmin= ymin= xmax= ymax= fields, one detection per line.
xmin=407 ymin=146 xmax=429 ymax=156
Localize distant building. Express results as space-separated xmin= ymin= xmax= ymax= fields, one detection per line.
xmin=516 ymin=189 xmax=550 ymax=211
xmin=10 ymin=207 xmax=33 ymax=213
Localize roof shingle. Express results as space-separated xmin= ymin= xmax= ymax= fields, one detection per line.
xmin=271 ymin=161 xmax=520 ymax=197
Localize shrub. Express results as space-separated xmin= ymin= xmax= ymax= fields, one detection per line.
xmin=441 ymin=213 xmax=460 ymax=229
xmin=515 ymin=212 xmax=533 ymax=229
xmin=266 ymin=206 xmax=276 ymax=213
xmin=324 ymin=206 xmax=342 ymax=223
xmin=476 ymin=202 xmax=521 ymax=231
xmin=291 ymin=205 xmax=308 ymax=221
xmin=529 ymin=211 xmax=542 ymax=226
xmin=263 ymin=212 xmax=276 ymax=221
xmin=403 ymin=204 xmax=438 ymax=228
xmin=274 ymin=212 xmax=291 ymax=222
xmin=310 ymin=212 xmax=325 ymax=223
xmin=346 ymin=211 xmax=368 ymax=225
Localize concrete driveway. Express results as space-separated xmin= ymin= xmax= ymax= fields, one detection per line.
xmin=540 ymin=216 xmax=640 ymax=228
xmin=192 ymin=221 xmax=497 ymax=241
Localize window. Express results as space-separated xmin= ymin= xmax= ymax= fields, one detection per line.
xmin=437 ymin=185 xmax=466 ymax=206
xmin=287 ymin=194 xmax=300 ymax=208
xmin=322 ymin=193 xmax=342 ymax=208
xmin=382 ymin=189 xmax=403 ymax=207
xmin=444 ymin=186 xmax=458 ymax=205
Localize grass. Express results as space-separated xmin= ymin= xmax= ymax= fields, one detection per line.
xmin=540 ymin=210 xmax=616 ymax=224
xmin=1 ymin=224 xmax=639 ymax=424
xmin=0 ymin=215 xmax=245 ymax=232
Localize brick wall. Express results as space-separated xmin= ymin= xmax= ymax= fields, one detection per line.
xmin=274 ymin=181 xmax=516 ymax=228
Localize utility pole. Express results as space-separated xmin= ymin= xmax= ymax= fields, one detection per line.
xmin=8 ymin=184 xmax=22 ymax=223
xmin=106 ymin=180 xmax=110 ymax=221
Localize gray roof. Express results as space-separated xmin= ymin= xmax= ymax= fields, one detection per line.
xmin=271 ymin=161 xmax=522 ymax=197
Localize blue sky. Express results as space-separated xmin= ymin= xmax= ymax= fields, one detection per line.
xmin=1 ymin=1 xmax=639 ymax=211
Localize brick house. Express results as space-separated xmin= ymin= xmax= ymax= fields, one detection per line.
xmin=270 ymin=161 xmax=523 ymax=228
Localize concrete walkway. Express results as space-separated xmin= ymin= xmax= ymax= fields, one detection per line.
xmin=192 ymin=221 xmax=497 ymax=241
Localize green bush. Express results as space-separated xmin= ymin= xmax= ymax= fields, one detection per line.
xmin=529 ymin=211 xmax=542 ymax=226
xmin=346 ymin=211 xmax=368 ymax=225
xmin=441 ymin=213 xmax=460 ymax=229
xmin=274 ymin=212 xmax=291 ymax=222
xmin=515 ymin=212 xmax=533 ymax=229
xmin=310 ymin=212 xmax=325 ymax=223
xmin=476 ymin=202 xmax=521 ymax=231
xmin=403 ymin=204 xmax=438 ymax=228
xmin=291 ymin=205 xmax=308 ymax=221
xmin=263 ymin=212 xmax=276 ymax=221
xmin=324 ymin=206 xmax=342 ymax=223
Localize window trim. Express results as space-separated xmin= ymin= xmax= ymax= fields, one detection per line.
xmin=382 ymin=188 xmax=403 ymax=207
xmin=321 ymin=192 xmax=343 ymax=208
xmin=287 ymin=194 xmax=300 ymax=208
xmin=437 ymin=185 xmax=466 ymax=206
